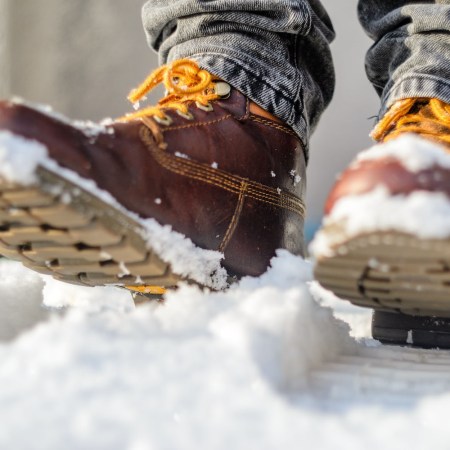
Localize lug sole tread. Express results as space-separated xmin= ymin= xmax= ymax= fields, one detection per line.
xmin=0 ymin=167 xmax=184 ymax=290
xmin=315 ymin=231 xmax=450 ymax=318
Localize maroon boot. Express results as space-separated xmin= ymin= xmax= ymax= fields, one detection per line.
xmin=0 ymin=60 xmax=306 ymax=298
xmin=313 ymin=98 xmax=450 ymax=347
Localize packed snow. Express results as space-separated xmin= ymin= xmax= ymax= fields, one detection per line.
xmin=2 ymin=252 xmax=450 ymax=449
xmin=356 ymin=134 xmax=450 ymax=172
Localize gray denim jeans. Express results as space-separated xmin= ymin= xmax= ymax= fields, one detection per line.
xmin=142 ymin=1 xmax=450 ymax=156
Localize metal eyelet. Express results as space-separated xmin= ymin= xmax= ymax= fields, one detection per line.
xmin=153 ymin=114 xmax=173 ymax=126
xmin=176 ymin=110 xmax=194 ymax=120
xmin=196 ymin=101 xmax=214 ymax=112
xmin=213 ymin=81 xmax=231 ymax=98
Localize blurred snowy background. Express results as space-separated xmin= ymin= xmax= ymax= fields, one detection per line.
xmin=0 ymin=0 xmax=379 ymax=240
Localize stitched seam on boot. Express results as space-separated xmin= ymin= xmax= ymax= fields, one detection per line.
xmin=219 ymin=181 xmax=248 ymax=253
xmin=162 ymin=114 xmax=233 ymax=132
xmin=140 ymin=126 xmax=306 ymax=217
xmin=249 ymin=115 xmax=298 ymax=138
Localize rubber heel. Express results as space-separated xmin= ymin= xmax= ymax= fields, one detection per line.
xmin=372 ymin=310 xmax=450 ymax=349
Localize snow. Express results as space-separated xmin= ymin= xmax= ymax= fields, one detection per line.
xmin=356 ymin=134 xmax=450 ymax=172
xmin=174 ymin=152 xmax=190 ymax=160
xmin=0 ymin=131 xmax=227 ymax=290
xmin=310 ymin=187 xmax=450 ymax=257
xmin=310 ymin=135 xmax=450 ymax=258
xmin=289 ymin=169 xmax=301 ymax=186
xmin=2 ymin=252 xmax=450 ymax=449
xmin=0 ymin=131 xmax=48 ymax=184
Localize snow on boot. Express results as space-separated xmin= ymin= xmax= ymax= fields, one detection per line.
xmin=312 ymin=98 xmax=450 ymax=348
xmin=0 ymin=60 xmax=306 ymax=300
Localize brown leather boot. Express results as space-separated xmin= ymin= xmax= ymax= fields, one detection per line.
xmin=0 ymin=60 xmax=306 ymax=296
xmin=312 ymin=98 xmax=450 ymax=347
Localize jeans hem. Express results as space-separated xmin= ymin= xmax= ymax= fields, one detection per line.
xmin=380 ymin=74 xmax=450 ymax=118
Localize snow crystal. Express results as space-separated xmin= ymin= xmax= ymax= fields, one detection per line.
xmin=154 ymin=198 xmax=162 ymax=205
xmin=72 ymin=120 xmax=114 ymax=138
xmin=310 ymin=187 xmax=450 ymax=257
xmin=99 ymin=117 xmax=115 ymax=127
xmin=174 ymin=152 xmax=190 ymax=159
xmin=356 ymin=134 xmax=450 ymax=172
xmin=211 ymin=162 xmax=218 ymax=169
xmin=289 ymin=169 xmax=301 ymax=186
xmin=271 ymin=171 xmax=276 ymax=177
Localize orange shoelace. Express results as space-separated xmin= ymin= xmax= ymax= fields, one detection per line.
xmin=122 ymin=59 xmax=228 ymax=301
xmin=120 ymin=59 xmax=223 ymax=124
xmin=371 ymin=98 xmax=450 ymax=148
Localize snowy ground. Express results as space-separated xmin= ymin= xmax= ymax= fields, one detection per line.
xmin=1 ymin=252 xmax=450 ymax=450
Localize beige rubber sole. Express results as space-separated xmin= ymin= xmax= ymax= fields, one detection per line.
xmin=0 ymin=166 xmax=183 ymax=296
xmin=314 ymin=231 xmax=450 ymax=317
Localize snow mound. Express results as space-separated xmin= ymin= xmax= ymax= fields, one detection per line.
xmin=0 ymin=259 xmax=48 ymax=341
xmin=0 ymin=131 xmax=48 ymax=184
xmin=2 ymin=254 xmax=450 ymax=448
xmin=0 ymin=251 xmax=357 ymax=449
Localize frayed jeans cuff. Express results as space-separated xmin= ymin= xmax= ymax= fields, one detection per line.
xmin=380 ymin=74 xmax=450 ymax=119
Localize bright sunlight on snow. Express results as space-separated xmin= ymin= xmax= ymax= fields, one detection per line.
xmin=1 ymin=251 xmax=450 ymax=449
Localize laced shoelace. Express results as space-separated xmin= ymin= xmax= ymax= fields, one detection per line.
xmin=121 ymin=60 xmax=229 ymax=299
xmin=120 ymin=59 xmax=227 ymax=125
xmin=371 ymin=97 xmax=450 ymax=147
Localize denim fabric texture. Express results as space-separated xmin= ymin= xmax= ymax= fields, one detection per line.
xmin=141 ymin=0 xmax=334 ymax=155
xmin=142 ymin=1 xmax=450 ymax=155
xmin=359 ymin=1 xmax=450 ymax=118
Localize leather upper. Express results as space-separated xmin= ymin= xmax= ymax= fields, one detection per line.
xmin=0 ymin=89 xmax=307 ymax=278
xmin=325 ymin=158 xmax=450 ymax=215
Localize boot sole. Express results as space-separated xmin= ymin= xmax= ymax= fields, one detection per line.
xmin=314 ymin=230 xmax=450 ymax=318
xmin=0 ymin=166 xmax=183 ymax=293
